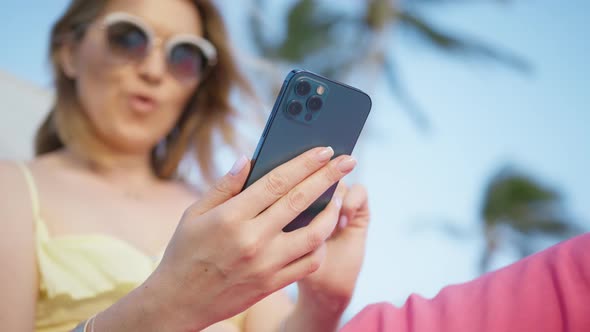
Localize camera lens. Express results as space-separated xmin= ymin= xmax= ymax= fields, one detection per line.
xmin=287 ymin=100 xmax=303 ymax=116
xmin=307 ymin=96 xmax=323 ymax=112
xmin=295 ymin=81 xmax=312 ymax=96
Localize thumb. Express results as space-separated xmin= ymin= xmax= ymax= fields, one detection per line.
xmin=188 ymin=155 xmax=251 ymax=217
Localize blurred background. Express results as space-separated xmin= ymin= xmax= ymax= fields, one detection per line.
xmin=1 ymin=0 xmax=588 ymax=322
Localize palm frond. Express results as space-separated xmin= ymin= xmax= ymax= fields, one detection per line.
xmin=396 ymin=9 xmax=531 ymax=73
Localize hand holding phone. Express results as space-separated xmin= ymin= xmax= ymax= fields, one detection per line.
xmin=243 ymin=69 xmax=372 ymax=231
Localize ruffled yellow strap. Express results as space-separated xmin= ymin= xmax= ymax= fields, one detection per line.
xmin=15 ymin=161 xmax=50 ymax=243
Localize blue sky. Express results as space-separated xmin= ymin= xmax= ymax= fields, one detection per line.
xmin=1 ymin=0 xmax=589 ymax=318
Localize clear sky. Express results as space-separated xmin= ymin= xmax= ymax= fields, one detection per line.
xmin=1 ymin=0 xmax=588 ymax=319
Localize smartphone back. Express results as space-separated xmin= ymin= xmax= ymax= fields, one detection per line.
xmin=244 ymin=69 xmax=371 ymax=232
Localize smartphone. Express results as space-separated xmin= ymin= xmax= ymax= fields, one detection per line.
xmin=243 ymin=69 xmax=372 ymax=232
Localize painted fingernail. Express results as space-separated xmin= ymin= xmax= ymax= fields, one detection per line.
xmin=337 ymin=156 xmax=357 ymax=173
xmin=229 ymin=155 xmax=248 ymax=176
xmin=316 ymin=147 xmax=334 ymax=163
xmin=338 ymin=215 xmax=349 ymax=229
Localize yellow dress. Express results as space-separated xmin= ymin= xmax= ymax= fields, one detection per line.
xmin=16 ymin=163 xmax=246 ymax=332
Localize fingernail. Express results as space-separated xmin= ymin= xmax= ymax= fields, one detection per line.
xmin=316 ymin=146 xmax=334 ymax=163
xmin=337 ymin=156 xmax=357 ymax=173
xmin=333 ymin=196 xmax=343 ymax=209
xmin=338 ymin=215 xmax=349 ymax=229
xmin=229 ymin=155 xmax=248 ymax=176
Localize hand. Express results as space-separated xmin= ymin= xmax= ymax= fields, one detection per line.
xmin=138 ymin=147 xmax=357 ymax=331
xmin=297 ymin=182 xmax=370 ymax=314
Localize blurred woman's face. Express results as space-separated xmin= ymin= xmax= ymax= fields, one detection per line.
xmin=67 ymin=0 xmax=207 ymax=154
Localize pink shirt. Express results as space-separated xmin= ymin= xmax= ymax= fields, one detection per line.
xmin=341 ymin=233 xmax=590 ymax=332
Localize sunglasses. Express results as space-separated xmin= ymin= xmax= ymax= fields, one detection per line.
xmin=99 ymin=12 xmax=217 ymax=81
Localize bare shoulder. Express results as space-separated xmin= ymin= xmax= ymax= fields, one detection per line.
xmin=0 ymin=159 xmax=37 ymax=231
xmin=0 ymin=159 xmax=37 ymax=253
xmin=0 ymin=153 xmax=60 ymax=201
xmin=0 ymin=160 xmax=39 ymax=330
xmin=0 ymin=159 xmax=24 ymax=179
xmin=0 ymin=160 xmax=32 ymax=211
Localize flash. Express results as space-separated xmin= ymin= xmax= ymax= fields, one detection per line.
xmin=316 ymin=85 xmax=326 ymax=95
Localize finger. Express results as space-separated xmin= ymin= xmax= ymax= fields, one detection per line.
xmin=270 ymin=243 xmax=327 ymax=291
xmin=228 ymin=146 xmax=335 ymax=219
xmin=339 ymin=184 xmax=369 ymax=229
xmin=273 ymin=194 xmax=343 ymax=265
xmin=335 ymin=181 xmax=348 ymax=198
xmin=185 ymin=155 xmax=251 ymax=218
xmin=329 ymin=183 xmax=348 ymax=237
xmin=258 ymin=155 xmax=355 ymax=233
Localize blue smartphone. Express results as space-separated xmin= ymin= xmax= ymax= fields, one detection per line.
xmin=243 ymin=69 xmax=372 ymax=232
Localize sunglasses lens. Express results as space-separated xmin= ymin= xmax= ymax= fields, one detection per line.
xmin=106 ymin=21 xmax=148 ymax=60
xmin=168 ymin=43 xmax=206 ymax=80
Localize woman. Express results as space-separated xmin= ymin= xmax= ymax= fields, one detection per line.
xmin=0 ymin=0 xmax=369 ymax=331
xmin=4 ymin=1 xmax=589 ymax=332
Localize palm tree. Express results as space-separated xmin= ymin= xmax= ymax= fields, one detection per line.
xmin=479 ymin=166 xmax=582 ymax=272
xmin=241 ymin=0 xmax=584 ymax=271
xmin=408 ymin=165 xmax=582 ymax=273
xmin=247 ymin=0 xmax=531 ymax=131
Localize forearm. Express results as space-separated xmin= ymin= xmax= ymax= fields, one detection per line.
xmin=93 ymin=284 xmax=171 ymax=332
xmin=68 ymin=284 xmax=171 ymax=332
xmin=74 ymin=275 xmax=207 ymax=332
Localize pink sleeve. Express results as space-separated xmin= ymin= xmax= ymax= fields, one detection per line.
xmin=341 ymin=233 xmax=590 ymax=332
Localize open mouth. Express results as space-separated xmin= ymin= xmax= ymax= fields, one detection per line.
xmin=129 ymin=94 xmax=159 ymax=113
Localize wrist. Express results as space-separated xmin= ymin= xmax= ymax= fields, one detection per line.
xmin=94 ymin=270 xmax=206 ymax=332
xmin=282 ymin=291 xmax=348 ymax=332
xmin=297 ymin=283 xmax=351 ymax=317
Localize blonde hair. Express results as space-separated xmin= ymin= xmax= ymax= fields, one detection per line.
xmin=35 ymin=0 xmax=255 ymax=182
